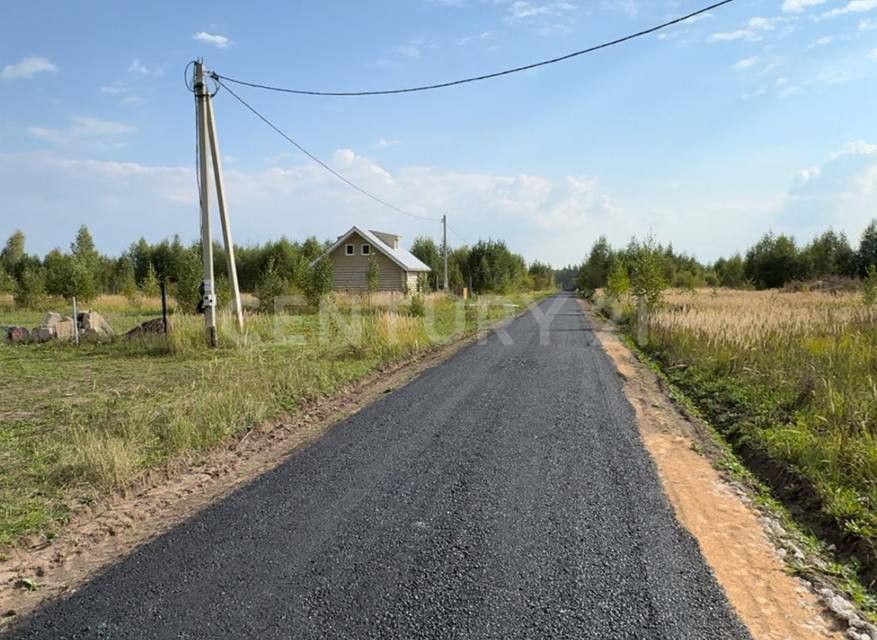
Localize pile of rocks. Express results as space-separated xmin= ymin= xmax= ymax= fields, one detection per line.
xmin=123 ymin=317 xmax=169 ymax=339
xmin=5 ymin=310 xmax=115 ymax=344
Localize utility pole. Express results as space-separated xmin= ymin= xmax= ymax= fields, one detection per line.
xmin=192 ymin=59 xmax=245 ymax=345
xmin=205 ymin=94 xmax=244 ymax=330
xmin=194 ymin=60 xmax=217 ymax=347
xmin=442 ymin=214 xmax=449 ymax=292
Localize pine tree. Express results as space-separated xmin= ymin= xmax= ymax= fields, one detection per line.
xmin=141 ymin=263 xmax=161 ymax=298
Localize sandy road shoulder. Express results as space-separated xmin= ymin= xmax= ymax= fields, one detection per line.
xmin=579 ymin=299 xmax=849 ymax=640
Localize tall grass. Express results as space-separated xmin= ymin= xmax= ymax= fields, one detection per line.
xmin=0 ymin=290 xmax=550 ymax=546
xmin=611 ymin=288 xmax=877 ymax=547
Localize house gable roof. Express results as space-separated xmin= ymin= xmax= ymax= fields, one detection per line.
xmin=315 ymin=226 xmax=431 ymax=272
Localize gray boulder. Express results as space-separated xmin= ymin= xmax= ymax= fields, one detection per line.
xmin=53 ymin=317 xmax=77 ymax=341
xmin=31 ymin=326 xmax=55 ymax=343
xmin=42 ymin=311 xmax=63 ymax=327
xmin=78 ymin=311 xmax=114 ymax=342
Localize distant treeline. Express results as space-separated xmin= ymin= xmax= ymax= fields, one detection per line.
xmin=409 ymin=237 xmax=554 ymax=294
xmin=0 ymin=227 xmax=556 ymax=310
xmin=573 ymin=220 xmax=877 ymax=294
xmin=0 ymin=227 xmax=340 ymax=309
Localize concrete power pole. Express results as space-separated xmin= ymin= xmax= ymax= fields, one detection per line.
xmin=194 ymin=60 xmax=217 ymax=347
xmin=442 ymin=214 xmax=449 ymax=292
xmin=205 ymin=94 xmax=244 ymax=331
xmin=193 ymin=59 xmax=245 ymax=346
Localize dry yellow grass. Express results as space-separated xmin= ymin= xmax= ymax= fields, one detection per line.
xmin=653 ymin=289 xmax=877 ymax=349
xmin=622 ymin=287 xmax=877 ymax=555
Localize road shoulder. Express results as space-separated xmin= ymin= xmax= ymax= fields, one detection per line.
xmin=580 ymin=299 xmax=849 ymax=640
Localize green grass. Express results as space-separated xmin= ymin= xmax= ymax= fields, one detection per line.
xmin=597 ymin=288 xmax=877 ymax=580
xmin=618 ymin=330 xmax=877 ymax=618
xmin=0 ymin=291 xmax=550 ymax=546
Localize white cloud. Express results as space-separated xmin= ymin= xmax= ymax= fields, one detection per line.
xmin=1 ymin=56 xmax=57 ymax=80
xmin=100 ymin=82 xmax=129 ymax=95
xmin=395 ymin=40 xmax=423 ymax=59
xmin=0 ymin=149 xmax=622 ymax=266
xmin=375 ymin=138 xmax=401 ymax=148
xmin=5 ymin=140 xmax=875 ymax=266
xmin=506 ymin=1 xmax=576 ymax=20
xmin=457 ymin=31 xmax=495 ymax=46
xmin=99 ymin=82 xmax=145 ymax=105
xmin=829 ymin=140 xmax=877 ymax=158
xmin=128 ymin=59 xmax=148 ymax=74
xmin=782 ymin=0 xmax=826 ymax=13
xmin=684 ymin=12 xmax=714 ymax=23
xmin=504 ymin=1 xmax=577 ymax=33
xmin=859 ymin=18 xmax=877 ymax=29
xmin=193 ymin=31 xmax=232 ymax=48
xmin=127 ymin=58 xmax=162 ymax=76
xmin=709 ymin=16 xmax=781 ymax=42
xmin=732 ymin=56 xmax=758 ymax=70
xmin=780 ymin=140 xmax=877 ymax=239
xmin=27 ymin=117 xmax=135 ymax=147
xmin=823 ymin=0 xmax=877 ymax=17
xmin=607 ymin=0 xmax=639 ymax=18
xmin=808 ymin=35 xmax=834 ymax=47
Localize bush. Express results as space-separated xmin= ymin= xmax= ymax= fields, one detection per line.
xmin=141 ymin=264 xmax=161 ymax=298
xmin=303 ymin=258 xmax=333 ymax=307
xmin=606 ymin=260 xmax=630 ymax=300
xmin=0 ymin=268 xmax=15 ymax=294
xmin=367 ymin=255 xmax=380 ymax=295
xmin=628 ymin=235 xmax=668 ymax=308
xmin=14 ymin=267 xmax=47 ymax=308
xmin=409 ymin=294 xmax=426 ymax=317
xmin=256 ymin=258 xmax=287 ymax=312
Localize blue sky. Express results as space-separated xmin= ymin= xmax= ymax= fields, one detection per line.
xmin=1 ymin=0 xmax=876 ymax=267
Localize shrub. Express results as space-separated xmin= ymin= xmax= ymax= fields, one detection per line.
xmin=141 ymin=263 xmax=161 ymax=297
xmin=303 ymin=258 xmax=333 ymax=307
xmin=256 ymin=258 xmax=287 ymax=312
xmin=367 ymin=255 xmax=380 ymax=296
xmin=409 ymin=294 xmax=426 ymax=317
xmin=13 ymin=267 xmax=47 ymax=308
xmin=628 ymin=235 xmax=668 ymax=308
xmin=606 ymin=260 xmax=630 ymax=300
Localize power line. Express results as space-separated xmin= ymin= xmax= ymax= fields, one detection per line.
xmin=214 ymin=77 xmax=441 ymax=222
xmin=447 ymin=223 xmax=470 ymax=245
xmin=211 ymin=0 xmax=735 ymax=97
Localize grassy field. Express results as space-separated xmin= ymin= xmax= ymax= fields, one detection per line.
xmin=0 ymin=291 xmax=549 ymax=547
xmin=598 ymin=287 xmax=877 ymax=568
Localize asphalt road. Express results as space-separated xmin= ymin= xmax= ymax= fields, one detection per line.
xmin=9 ymin=294 xmax=750 ymax=639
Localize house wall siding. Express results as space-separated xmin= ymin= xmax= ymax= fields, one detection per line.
xmin=329 ymin=231 xmax=406 ymax=292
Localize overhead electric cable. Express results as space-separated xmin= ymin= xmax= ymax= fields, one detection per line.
xmin=447 ymin=223 xmax=470 ymax=245
xmin=215 ymin=77 xmax=440 ymax=222
xmin=211 ymin=0 xmax=735 ymax=97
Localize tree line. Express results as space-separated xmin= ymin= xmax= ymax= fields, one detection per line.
xmin=409 ymin=237 xmax=554 ymax=293
xmin=0 ymin=227 xmax=555 ymax=310
xmin=0 ymin=227 xmax=335 ymax=309
xmin=574 ymin=219 xmax=877 ymax=295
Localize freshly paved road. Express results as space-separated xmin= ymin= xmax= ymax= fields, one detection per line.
xmin=9 ymin=294 xmax=750 ymax=639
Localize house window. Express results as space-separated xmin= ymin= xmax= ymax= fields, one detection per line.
xmin=361 ymin=244 xmax=371 ymax=256
xmin=345 ymin=244 xmax=354 ymax=256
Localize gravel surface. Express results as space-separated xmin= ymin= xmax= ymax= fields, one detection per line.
xmin=7 ymin=294 xmax=751 ymax=639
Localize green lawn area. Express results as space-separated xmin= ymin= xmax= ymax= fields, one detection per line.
xmin=0 ymin=292 xmax=549 ymax=546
